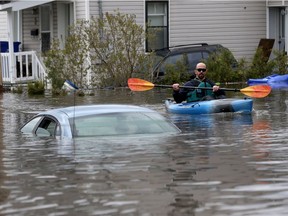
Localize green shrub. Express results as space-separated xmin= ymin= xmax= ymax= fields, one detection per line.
xmin=160 ymin=63 xmax=190 ymax=84
xmin=232 ymin=58 xmax=249 ymax=82
xmin=245 ymin=47 xmax=275 ymax=79
xmin=85 ymin=11 xmax=151 ymax=88
xmin=44 ymin=11 xmax=154 ymax=89
xmin=43 ymin=40 xmax=66 ymax=91
xmin=270 ymin=49 xmax=288 ymax=75
xmin=205 ymin=47 xmax=288 ymax=84
xmin=27 ymin=81 xmax=45 ymax=95
xmin=134 ymin=51 xmax=158 ymax=81
xmin=205 ymin=48 xmax=241 ymax=83
xmin=11 ymin=85 xmax=23 ymax=94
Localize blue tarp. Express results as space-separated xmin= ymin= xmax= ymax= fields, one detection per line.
xmin=248 ymin=74 xmax=288 ymax=89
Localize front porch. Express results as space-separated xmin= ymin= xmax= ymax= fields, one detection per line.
xmin=0 ymin=51 xmax=48 ymax=88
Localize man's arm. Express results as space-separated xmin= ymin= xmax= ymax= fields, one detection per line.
xmin=173 ymin=90 xmax=188 ymax=103
xmin=207 ymin=79 xmax=226 ymax=96
xmin=172 ymin=81 xmax=195 ymax=103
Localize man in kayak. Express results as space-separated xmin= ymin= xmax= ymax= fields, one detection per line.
xmin=172 ymin=62 xmax=225 ymax=103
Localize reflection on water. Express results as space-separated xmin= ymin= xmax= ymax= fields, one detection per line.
xmin=169 ymin=112 xmax=253 ymax=131
xmin=0 ymin=93 xmax=10 ymax=204
xmin=0 ymin=89 xmax=288 ymax=215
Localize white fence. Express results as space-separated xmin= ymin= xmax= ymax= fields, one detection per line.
xmin=0 ymin=51 xmax=48 ymax=85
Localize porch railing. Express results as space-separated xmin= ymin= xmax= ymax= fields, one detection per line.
xmin=0 ymin=51 xmax=48 ymax=85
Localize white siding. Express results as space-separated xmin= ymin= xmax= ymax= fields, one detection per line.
xmin=74 ymin=0 xmax=87 ymax=20
xmin=100 ymin=0 xmax=144 ymax=25
xmin=170 ymin=0 xmax=267 ymax=60
xmin=0 ymin=11 xmax=8 ymax=41
xmin=74 ymin=0 xmax=144 ymax=26
xmin=89 ymin=1 xmax=99 ymax=18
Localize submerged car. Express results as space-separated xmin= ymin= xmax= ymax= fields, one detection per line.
xmin=20 ymin=104 xmax=181 ymax=138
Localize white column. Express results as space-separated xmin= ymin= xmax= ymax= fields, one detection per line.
xmin=266 ymin=5 xmax=269 ymax=38
xmin=85 ymin=0 xmax=90 ymax=20
xmin=285 ymin=7 xmax=288 ymax=54
xmin=7 ymin=9 xmax=15 ymax=84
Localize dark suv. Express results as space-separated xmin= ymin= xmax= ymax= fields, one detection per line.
xmin=153 ymin=43 xmax=238 ymax=79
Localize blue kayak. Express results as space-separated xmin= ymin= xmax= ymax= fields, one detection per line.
xmin=248 ymin=74 xmax=288 ymax=89
xmin=165 ymin=98 xmax=253 ymax=115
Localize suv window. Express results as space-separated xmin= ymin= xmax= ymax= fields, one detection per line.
xmin=187 ymin=51 xmax=209 ymax=71
xmin=159 ymin=53 xmax=188 ymax=74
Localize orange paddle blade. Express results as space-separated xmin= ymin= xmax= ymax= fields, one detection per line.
xmin=128 ymin=78 xmax=155 ymax=91
xmin=240 ymin=85 xmax=271 ymax=98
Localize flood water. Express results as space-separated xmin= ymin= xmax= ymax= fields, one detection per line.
xmin=0 ymin=87 xmax=288 ymax=216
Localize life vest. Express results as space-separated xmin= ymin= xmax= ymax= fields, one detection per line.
xmin=186 ymin=81 xmax=214 ymax=102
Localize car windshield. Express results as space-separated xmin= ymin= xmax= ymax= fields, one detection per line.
xmin=70 ymin=112 xmax=179 ymax=137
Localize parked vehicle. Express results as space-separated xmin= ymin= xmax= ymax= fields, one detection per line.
xmin=20 ymin=104 xmax=181 ymax=138
xmin=153 ymin=43 xmax=238 ymax=79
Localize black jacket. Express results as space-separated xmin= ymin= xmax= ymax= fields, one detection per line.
xmin=173 ymin=78 xmax=226 ymax=103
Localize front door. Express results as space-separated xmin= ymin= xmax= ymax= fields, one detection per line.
xmin=57 ymin=2 xmax=74 ymax=49
xmin=269 ymin=7 xmax=286 ymax=56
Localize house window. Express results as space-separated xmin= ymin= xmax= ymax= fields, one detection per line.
xmin=146 ymin=1 xmax=168 ymax=51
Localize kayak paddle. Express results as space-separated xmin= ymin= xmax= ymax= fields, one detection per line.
xmin=128 ymin=78 xmax=271 ymax=98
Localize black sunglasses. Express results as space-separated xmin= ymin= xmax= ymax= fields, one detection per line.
xmin=196 ymin=68 xmax=206 ymax=72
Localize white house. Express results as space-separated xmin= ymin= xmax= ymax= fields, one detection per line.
xmin=0 ymin=0 xmax=287 ymax=85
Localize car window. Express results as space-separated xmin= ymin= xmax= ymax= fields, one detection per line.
xmin=36 ymin=128 xmax=51 ymax=137
xmin=186 ymin=51 xmax=210 ymax=70
xmin=72 ymin=112 xmax=179 ymax=137
xmin=20 ymin=116 xmax=43 ymax=133
xmin=32 ymin=117 xmax=58 ymax=137
xmin=159 ymin=53 xmax=187 ymax=72
xmin=202 ymin=51 xmax=209 ymax=59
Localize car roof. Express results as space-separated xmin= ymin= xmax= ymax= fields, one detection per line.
xmin=39 ymin=104 xmax=158 ymax=119
xmin=155 ymin=43 xmax=224 ymax=56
